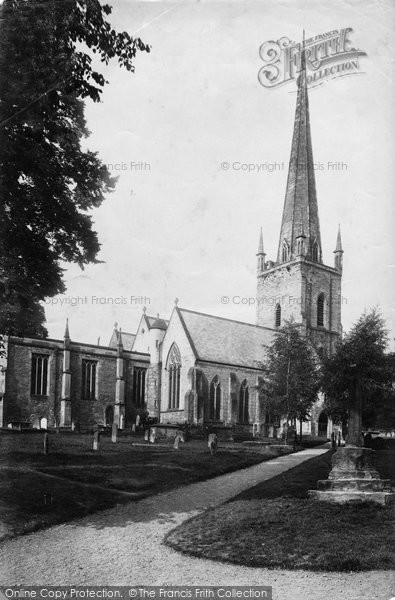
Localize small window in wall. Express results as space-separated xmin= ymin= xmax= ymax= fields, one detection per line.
xmin=239 ymin=380 xmax=249 ymax=423
xmin=132 ymin=368 xmax=146 ymax=407
xmin=167 ymin=343 xmax=181 ymax=409
xmin=81 ymin=360 xmax=97 ymax=400
xmin=275 ymin=303 xmax=281 ymax=327
xmin=31 ymin=354 xmax=49 ymax=396
xmin=317 ymin=293 xmax=325 ymax=327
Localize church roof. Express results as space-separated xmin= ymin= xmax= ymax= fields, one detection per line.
xmin=177 ymin=307 xmax=274 ymax=369
xmin=151 ymin=318 xmax=168 ymax=330
xmin=144 ymin=315 xmax=169 ymax=329
xmin=108 ymin=330 xmax=136 ymax=351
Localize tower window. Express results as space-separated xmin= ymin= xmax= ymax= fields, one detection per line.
xmin=312 ymin=241 xmax=319 ymax=262
xmin=82 ymin=360 xmax=97 ymax=400
xmin=167 ymin=343 xmax=181 ymax=409
xmin=317 ymin=293 xmax=325 ymax=327
xmin=31 ymin=354 xmax=49 ymax=396
xmin=275 ymin=303 xmax=281 ymax=327
xmin=297 ymin=238 xmax=304 ymax=255
xmin=282 ymin=242 xmax=288 ymax=262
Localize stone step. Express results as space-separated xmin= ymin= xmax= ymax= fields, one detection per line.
xmin=308 ymin=490 xmax=395 ymax=506
xmin=317 ymin=478 xmax=392 ymax=492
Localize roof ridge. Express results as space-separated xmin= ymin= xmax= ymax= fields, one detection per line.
xmin=178 ymin=307 xmax=276 ymax=331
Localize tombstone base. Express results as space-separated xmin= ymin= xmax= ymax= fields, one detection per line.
xmin=309 ymin=446 xmax=394 ymax=505
xmin=308 ymin=490 xmax=394 ymax=506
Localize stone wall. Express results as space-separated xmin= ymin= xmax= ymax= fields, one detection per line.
xmin=3 ymin=336 xmax=150 ymax=429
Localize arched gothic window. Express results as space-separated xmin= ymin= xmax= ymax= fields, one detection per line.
xmin=317 ymin=293 xmax=325 ymax=327
xmin=297 ymin=238 xmax=304 ymax=255
xmin=312 ymin=241 xmax=319 ymax=262
xmin=239 ymin=380 xmax=249 ymax=423
xmin=209 ymin=376 xmax=221 ymax=421
xmin=275 ymin=303 xmax=281 ymax=327
xmin=167 ymin=343 xmax=181 ymax=409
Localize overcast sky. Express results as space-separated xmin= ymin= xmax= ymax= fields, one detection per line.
xmin=43 ymin=0 xmax=395 ymax=350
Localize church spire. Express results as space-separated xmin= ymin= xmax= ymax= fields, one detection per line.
xmin=277 ymin=33 xmax=322 ymax=264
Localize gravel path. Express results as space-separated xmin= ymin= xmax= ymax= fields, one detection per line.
xmin=0 ymin=447 xmax=392 ymax=600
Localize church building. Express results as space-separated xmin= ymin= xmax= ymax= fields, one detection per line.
xmin=0 ymin=43 xmax=343 ymax=438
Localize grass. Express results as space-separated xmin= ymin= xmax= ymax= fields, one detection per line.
xmin=165 ymin=448 xmax=395 ymax=572
xmin=0 ymin=431 xmax=274 ymax=541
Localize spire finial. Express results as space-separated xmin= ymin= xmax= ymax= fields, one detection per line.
xmin=257 ymin=228 xmax=265 ymax=255
xmin=142 ymin=306 xmax=147 ymax=314
xmin=117 ymin=326 xmax=123 ymax=348
xmin=174 ymin=298 xmax=179 ymax=306
xmin=114 ymin=321 xmax=118 ymax=331
xmin=64 ymin=318 xmax=70 ymax=339
xmin=335 ymin=224 xmax=343 ymax=252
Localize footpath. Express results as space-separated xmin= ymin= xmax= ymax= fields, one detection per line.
xmin=0 ymin=446 xmax=391 ymax=600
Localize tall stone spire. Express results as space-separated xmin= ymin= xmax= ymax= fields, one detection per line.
xmin=277 ymin=33 xmax=322 ymax=264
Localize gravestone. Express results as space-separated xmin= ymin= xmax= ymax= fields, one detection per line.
xmin=208 ymin=433 xmax=218 ymax=455
xmin=93 ymin=430 xmax=100 ymax=451
xmin=131 ymin=424 xmax=136 ymax=433
xmin=136 ymin=415 xmax=140 ymax=428
xmin=111 ymin=423 xmax=118 ymax=443
xmin=173 ymin=431 xmax=184 ymax=450
xmin=144 ymin=429 xmax=149 ymax=442
xmin=149 ymin=428 xmax=156 ymax=444
xmin=43 ymin=432 xmax=49 ymax=455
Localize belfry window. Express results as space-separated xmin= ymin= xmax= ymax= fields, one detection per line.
xmin=167 ymin=343 xmax=181 ymax=409
xmin=312 ymin=241 xmax=319 ymax=262
xmin=275 ymin=303 xmax=281 ymax=327
xmin=209 ymin=376 xmax=221 ymax=421
xmin=317 ymin=293 xmax=325 ymax=327
xmin=282 ymin=242 xmax=288 ymax=262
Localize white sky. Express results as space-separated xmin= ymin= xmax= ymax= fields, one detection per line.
xmin=43 ymin=0 xmax=395 ymax=350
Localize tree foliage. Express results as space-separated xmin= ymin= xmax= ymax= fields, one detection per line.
xmin=321 ymin=309 xmax=394 ymax=428
xmin=261 ymin=321 xmax=321 ymax=426
xmin=0 ymin=0 xmax=150 ymax=336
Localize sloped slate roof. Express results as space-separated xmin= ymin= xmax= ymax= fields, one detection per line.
xmin=108 ymin=330 xmax=136 ymax=351
xmin=145 ymin=315 xmax=169 ymax=329
xmin=178 ymin=308 xmax=274 ymax=369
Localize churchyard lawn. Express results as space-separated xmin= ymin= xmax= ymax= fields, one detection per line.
xmin=0 ymin=430 xmax=278 ymax=541
xmin=165 ymin=443 xmax=395 ymax=572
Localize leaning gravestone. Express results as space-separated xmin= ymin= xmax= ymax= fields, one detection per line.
xmin=173 ymin=430 xmax=185 ymax=450
xmin=208 ymin=433 xmax=218 ymax=455
xmin=111 ymin=423 xmax=118 ymax=443
xmin=149 ymin=428 xmax=156 ymax=444
xmin=43 ymin=432 xmax=49 ymax=455
xmin=93 ymin=430 xmax=100 ymax=451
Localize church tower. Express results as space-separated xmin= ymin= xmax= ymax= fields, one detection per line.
xmin=256 ymin=38 xmax=342 ymax=355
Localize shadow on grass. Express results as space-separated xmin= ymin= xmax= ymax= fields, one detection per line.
xmin=164 ymin=449 xmax=395 ymax=572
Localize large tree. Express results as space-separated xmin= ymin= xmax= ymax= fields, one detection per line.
xmin=261 ymin=321 xmax=321 ymax=443
xmin=0 ymin=0 xmax=150 ymax=336
xmin=321 ymin=309 xmax=394 ymax=445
